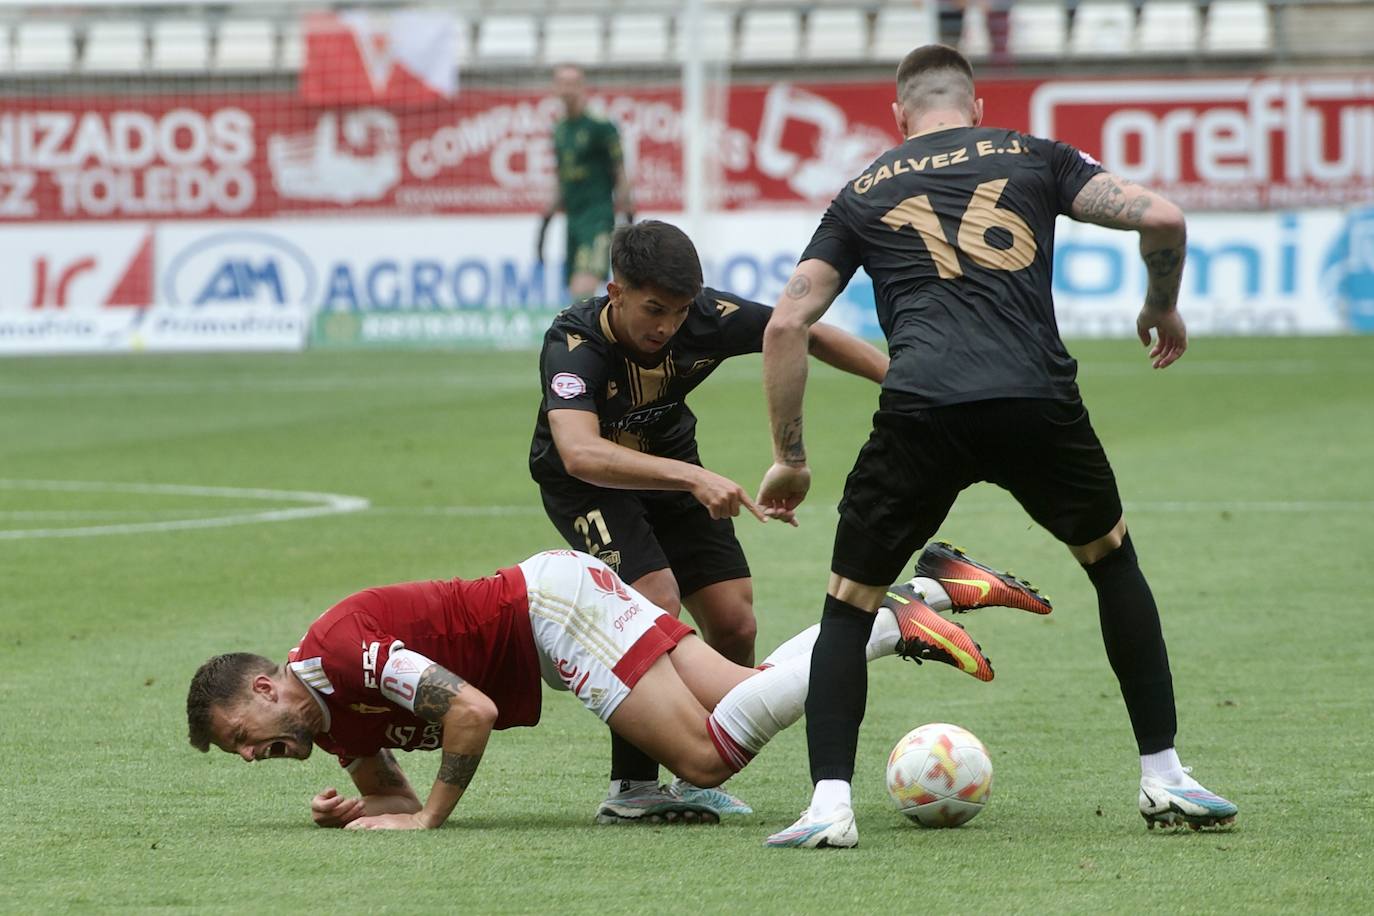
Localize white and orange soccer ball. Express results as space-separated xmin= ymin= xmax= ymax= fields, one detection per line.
xmin=886 ymin=722 xmax=993 ymax=828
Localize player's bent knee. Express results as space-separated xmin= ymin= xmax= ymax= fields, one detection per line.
xmin=669 ymin=743 xmax=733 ymax=788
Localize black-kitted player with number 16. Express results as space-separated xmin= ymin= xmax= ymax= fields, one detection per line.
xmin=757 ymin=44 xmax=1237 ymax=848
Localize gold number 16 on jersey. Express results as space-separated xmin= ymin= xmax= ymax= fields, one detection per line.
xmin=882 ymin=178 xmax=1037 ymax=278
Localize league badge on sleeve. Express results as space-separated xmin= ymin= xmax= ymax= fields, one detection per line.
xmin=551 ymin=372 xmax=588 ymax=399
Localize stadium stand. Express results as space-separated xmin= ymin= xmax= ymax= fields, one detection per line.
xmin=1136 ymin=0 xmax=1202 ymax=55
xmin=803 ymin=8 xmax=870 ymax=61
xmin=607 ymin=12 xmax=672 ymax=63
xmin=738 ymin=9 xmax=802 ymax=60
xmin=83 ymin=20 xmax=147 ymax=73
xmin=0 ymin=2 xmax=1366 ymax=80
xmin=213 ymin=19 xmax=278 ymax=71
xmin=1203 ymin=0 xmax=1275 ymax=54
xmin=14 ymin=21 xmax=76 ymax=72
xmin=1008 ymin=1 xmax=1068 ymax=58
xmin=151 ymin=20 xmax=211 ymax=71
xmin=1069 ymin=1 xmax=1136 ymax=57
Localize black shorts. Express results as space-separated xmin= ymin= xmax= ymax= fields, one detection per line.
xmin=539 ymin=479 xmax=750 ymax=597
xmin=831 ymin=393 xmax=1123 ymax=586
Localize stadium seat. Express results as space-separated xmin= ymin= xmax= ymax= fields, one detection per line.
xmin=739 ymin=10 xmax=802 ymax=61
xmin=607 ymin=13 xmax=671 ymax=63
xmin=675 ymin=10 xmax=736 ymax=62
xmin=279 ymin=20 xmax=304 ymax=70
xmin=804 ymin=9 xmax=869 ymax=60
xmin=451 ymin=16 xmax=473 ymax=64
xmin=871 ymin=6 xmax=937 ymax=61
xmin=214 ymin=19 xmax=276 ymax=71
xmin=476 ymin=15 xmax=538 ymax=63
xmin=151 ymin=20 xmax=210 ymax=71
xmin=1203 ymin=0 xmax=1272 ymax=54
xmin=82 ymin=21 xmax=146 ymax=72
xmin=543 ymin=15 xmax=605 ymax=65
xmin=1008 ymin=0 xmax=1067 ymax=58
xmin=960 ymin=2 xmax=993 ymax=59
xmin=1137 ymin=0 xmax=1200 ymax=54
xmin=14 ymin=22 xmax=76 ymax=72
xmin=1069 ymin=1 xmax=1136 ymax=57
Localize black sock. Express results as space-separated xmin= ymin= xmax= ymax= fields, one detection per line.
xmin=805 ymin=595 xmax=877 ymax=783
xmin=609 ymin=729 xmax=659 ymax=785
xmin=1083 ymin=534 xmax=1177 ymax=754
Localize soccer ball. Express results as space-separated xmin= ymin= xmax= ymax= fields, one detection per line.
xmin=885 ymin=722 xmax=993 ymax=827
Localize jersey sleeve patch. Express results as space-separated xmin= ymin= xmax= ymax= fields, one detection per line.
xmin=551 ymin=372 xmax=588 ymax=399
xmin=379 ymin=647 xmax=436 ymax=712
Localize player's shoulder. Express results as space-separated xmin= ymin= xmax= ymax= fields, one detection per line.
xmin=694 ymin=287 xmax=766 ymax=321
xmin=546 ymin=298 xmax=610 ymax=343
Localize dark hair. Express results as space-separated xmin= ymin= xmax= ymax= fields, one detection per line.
xmin=186 ymin=652 xmax=277 ymax=752
xmin=610 ymin=220 xmax=703 ymax=299
xmin=895 ymin=44 xmax=976 ymax=113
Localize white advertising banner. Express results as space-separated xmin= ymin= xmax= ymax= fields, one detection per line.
xmin=0 ymin=222 xmax=308 ymax=354
xmin=2 ymin=205 xmax=1371 ymax=354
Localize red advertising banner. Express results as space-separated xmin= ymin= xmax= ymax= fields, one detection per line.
xmin=0 ymin=73 xmax=1369 ymax=222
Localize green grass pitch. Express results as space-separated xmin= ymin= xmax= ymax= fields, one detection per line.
xmin=2 ymin=337 xmax=1371 ymax=913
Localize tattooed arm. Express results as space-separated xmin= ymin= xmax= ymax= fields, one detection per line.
xmin=346 ymin=663 xmax=498 ymax=831
xmin=310 ymin=750 xmax=422 ymax=828
xmin=1070 ymin=172 xmax=1189 ymax=368
xmin=756 ymin=259 xmax=844 ymax=523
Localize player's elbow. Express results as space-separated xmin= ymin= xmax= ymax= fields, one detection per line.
xmin=559 ymin=442 xmax=603 ymax=481
xmin=454 ymin=694 xmax=499 ymax=731
xmin=1142 ymin=196 xmax=1186 ymax=241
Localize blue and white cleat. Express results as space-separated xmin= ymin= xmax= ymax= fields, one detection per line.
xmin=670 ymin=778 xmax=754 ymax=816
xmin=764 ymin=805 xmax=858 ymax=848
xmin=1139 ymin=769 xmax=1238 ymax=830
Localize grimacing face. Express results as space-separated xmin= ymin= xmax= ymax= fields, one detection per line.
xmin=606 ymin=281 xmax=694 ymax=362
xmin=209 ymin=686 xmax=317 ymax=763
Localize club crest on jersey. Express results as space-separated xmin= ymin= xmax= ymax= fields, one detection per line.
xmin=551 ymin=372 xmax=587 ymax=399
xmin=588 ymin=565 xmax=631 ymax=600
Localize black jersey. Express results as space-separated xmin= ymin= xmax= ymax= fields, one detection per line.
xmin=801 ymin=126 xmax=1103 ymax=407
xmin=529 ymin=289 xmax=772 ymax=486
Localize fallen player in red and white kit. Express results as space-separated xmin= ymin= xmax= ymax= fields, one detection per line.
xmin=186 ymin=546 xmax=1049 ymax=830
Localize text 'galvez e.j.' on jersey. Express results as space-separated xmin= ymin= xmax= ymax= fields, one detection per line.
xmin=529 ymin=289 xmax=772 ymax=485
xmin=802 ymin=126 xmax=1104 ymax=406
xmin=285 ymin=568 xmax=540 ymax=767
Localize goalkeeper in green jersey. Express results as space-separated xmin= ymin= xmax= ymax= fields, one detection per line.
xmin=538 ymin=64 xmax=635 ymax=301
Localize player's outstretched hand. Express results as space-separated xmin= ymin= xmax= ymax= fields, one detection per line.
xmin=311 ymin=787 xmax=366 ymax=828
xmin=756 ymin=462 xmax=810 ymax=527
xmin=344 ymin=813 xmax=428 ymax=830
xmin=1137 ymin=306 xmax=1187 ymax=369
xmin=689 ymin=467 xmax=768 ymax=524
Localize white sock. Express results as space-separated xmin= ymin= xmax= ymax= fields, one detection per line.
xmin=1140 ymin=748 xmax=1186 ymax=783
xmin=761 ymin=607 xmax=902 ymax=668
xmin=912 ymin=576 xmax=951 ymax=611
xmin=809 ymin=779 xmax=852 ymax=818
xmin=710 ymin=609 xmax=905 ymax=768
xmin=710 ymin=654 xmax=810 ymax=760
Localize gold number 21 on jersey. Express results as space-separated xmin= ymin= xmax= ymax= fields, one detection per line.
xmin=881 ymin=178 xmax=1037 ymax=278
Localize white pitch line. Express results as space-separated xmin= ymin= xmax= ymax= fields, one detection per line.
xmin=0 ymin=480 xmax=369 ymax=540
